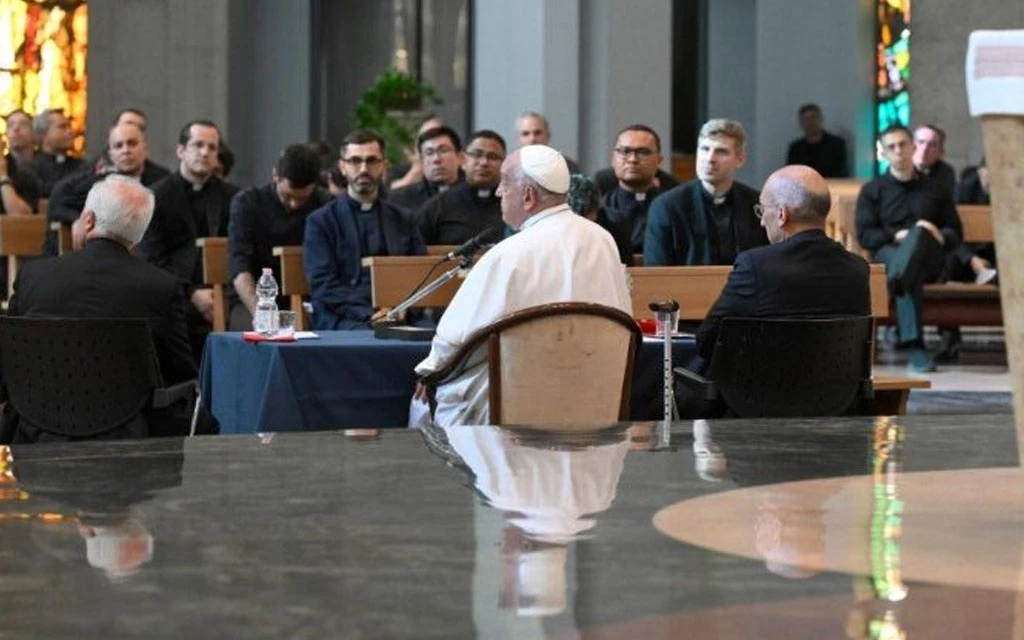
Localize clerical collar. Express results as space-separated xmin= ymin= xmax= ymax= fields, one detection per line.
xmin=54 ymin=153 xmax=67 ymax=164
xmin=345 ymin=194 xmax=376 ymax=212
xmin=476 ymin=188 xmax=493 ymax=199
xmin=701 ymin=182 xmax=731 ymax=206
xmin=437 ymin=183 xmax=451 ymax=194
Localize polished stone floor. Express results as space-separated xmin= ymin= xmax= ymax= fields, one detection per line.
xmin=1 ymin=415 xmax=1022 ymax=638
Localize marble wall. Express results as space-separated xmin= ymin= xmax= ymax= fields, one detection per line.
xmin=912 ymin=2 xmax=1024 ymax=175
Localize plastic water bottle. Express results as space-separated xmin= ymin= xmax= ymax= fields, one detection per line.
xmin=253 ymin=268 xmax=279 ymax=336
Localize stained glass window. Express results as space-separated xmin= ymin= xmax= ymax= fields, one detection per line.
xmin=876 ymin=0 xmax=910 ymax=174
xmin=0 ymin=0 xmax=87 ymax=154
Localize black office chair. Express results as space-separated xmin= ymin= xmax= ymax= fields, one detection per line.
xmin=0 ymin=317 xmax=199 ymax=440
xmin=675 ymin=317 xmax=873 ymax=418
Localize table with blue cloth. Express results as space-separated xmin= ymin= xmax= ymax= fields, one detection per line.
xmin=199 ymin=330 xmax=696 ymax=433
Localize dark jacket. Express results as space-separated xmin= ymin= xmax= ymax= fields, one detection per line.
xmin=5 ymin=239 xmax=198 ymax=439
xmin=786 ymin=131 xmax=849 ymax=178
xmin=696 ymin=229 xmax=871 ymax=362
xmin=643 ymin=178 xmax=767 ymax=266
xmin=303 ymin=196 xmax=426 ymax=330
xmin=855 ymin=171 xmax=962 ymax=254
xmin=44 ymin=161 xmax=170 ymax=255
xmin=137 ymin=172 xmax=239 ymax=287
xmin=593 ymin=167 xmax=679 ymax=195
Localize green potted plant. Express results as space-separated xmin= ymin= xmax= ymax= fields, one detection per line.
xmin=352 ymin=70 xmax=443 ymax=166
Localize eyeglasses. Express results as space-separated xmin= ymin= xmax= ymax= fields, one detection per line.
xmin=465 ymin=149 xmax=504 ymax=162
xmin=342 ymin=156 xmax=383 ymax=168
xmin=421 ymin=145 xmax=455 ymax=159
xmin=614 ymin=146 xmax=655 ymax=160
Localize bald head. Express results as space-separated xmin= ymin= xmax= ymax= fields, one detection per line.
xmin=758 ymin=165 xmax=831 ymax=243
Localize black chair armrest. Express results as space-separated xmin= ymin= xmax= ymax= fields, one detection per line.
xmin=674 ymin=367 xmax=717 ymax=402
xmin=152 ymin=379 xmax=198 ymax=409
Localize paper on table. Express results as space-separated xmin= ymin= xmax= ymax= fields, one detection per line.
xmin=294 ymin=331 xmax=319 ymax=340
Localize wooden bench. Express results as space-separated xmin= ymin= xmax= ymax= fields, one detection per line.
xmin=0 ymin=215 xmax=47 ymax=296
xmin=196 ymin=237 xmax=229 ymax=331
xmin=828 ymin=190 xmax=1001 ymax=326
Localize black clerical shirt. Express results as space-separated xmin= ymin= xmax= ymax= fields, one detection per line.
xmin=855 ymin=171 xmax=962 ymax=253
xmin=604 ymin=185 xmax=664 ymax=253
xmin=228 ymin=183 xmax=331 ymax=283
xmin=417 ymin=181 xmax=502 ymax=245
xmin=702 ymin=188 xmax=740 ymax=265
xmin=786 ymin=131 xmax=848 ymax=178
xmin=30 ymin=151 xmax=84 ymax=196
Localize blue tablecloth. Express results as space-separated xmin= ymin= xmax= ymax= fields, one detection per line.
xmin=199 ymin=331 xmax=695 ymax=433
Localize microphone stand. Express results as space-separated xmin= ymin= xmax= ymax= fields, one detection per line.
xmin=373 ymin=255 xmax=474 ymax=341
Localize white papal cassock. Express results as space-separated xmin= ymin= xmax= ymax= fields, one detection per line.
xmin=413 ymin=203 xmax=632 ymax=427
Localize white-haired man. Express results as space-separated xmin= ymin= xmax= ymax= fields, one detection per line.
xmin=4 ymin=176 xmax=199 ymax=442
xmin=412 ymin=145 xmax=632 ymax=427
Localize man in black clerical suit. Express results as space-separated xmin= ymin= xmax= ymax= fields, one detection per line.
xmin=4 ymin=177 xmax=199 ymax=442
xmin=912 ymin=124 xmax=957 ymax=198
xmin=417 ymin=130 xmax=505 ymax=245
xmin=644 ymin=118 xmax=767 ymax=266
xmin=856 ymin=124 xmax=963 ymax=372
xmin=696 ymin=165 xmax=871 ymax=366
xmin=785 ymin=104 xmax=848 ymax=178
xmin=228 ymin=144 xmax=330 ymax=330
xmin=45 ymin=121 xmax=168 ymax=256
xmin=388 ymin=125 xmax=463 ymax=214
xmin=304 ymin=130 xmax=426 ymax=330
xmin=137 ymin=120 xmax=239 ymax=358
xmin=601 ymin=124 xmax=672 ymax=254
xmin=30 ymin=108 xmax=84 ymax=196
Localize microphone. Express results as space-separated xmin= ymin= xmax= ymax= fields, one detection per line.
xmin=444 ymin=227 xmax=499 ymax=262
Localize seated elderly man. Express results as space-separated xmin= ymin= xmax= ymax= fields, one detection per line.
xmin=413 ymin=145 xmax=632 ymax=427
xmin=681 ymin=165 xmax=871 ymax=417
xmin=4 ymin=176 xmax=200 ymax=442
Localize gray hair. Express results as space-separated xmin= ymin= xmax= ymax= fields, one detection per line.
xmin=770 ymin=176 xmax=831 ymax=224
xmin=516 ymin=110 xmax=549 ymax=132
xmin=83 ymin=176 xmax=155 ymax=247
xmin=698 ymin=118 xmax=747 ymax=153
xmin=32 ymin=108 xmax=62 ymax=140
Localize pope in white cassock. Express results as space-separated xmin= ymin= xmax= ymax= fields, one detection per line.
xmin=412 ymin=145 xmax=633 ymax=427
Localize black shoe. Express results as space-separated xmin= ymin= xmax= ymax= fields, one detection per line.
xmin=936 ymin=327 xmax=962 ymax=363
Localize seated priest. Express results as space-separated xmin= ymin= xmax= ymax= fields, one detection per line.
xmin=417 ymin=129 xmax=506 ymax=245
xmin=412 ymin=145 xmax=632 ymax=428
xmin=228 ymin=144 xmax=330 ymax=330
xmin=303 ymin=130 xmax=426 ymax=330
xmin=644 ymin=118 xmax=767 ymax=266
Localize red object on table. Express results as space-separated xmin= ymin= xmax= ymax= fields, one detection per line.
xmin=637 ymin=318 xmax=657 ymax=335
xmin=242 ymin=331 xmax=296 ymax=343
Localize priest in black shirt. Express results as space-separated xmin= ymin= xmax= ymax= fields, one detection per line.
xmin=228 ymin=144 xmax=330 ymax=330
xmin=30 ymin=109 xmax=84 ymax=195
xmin=856 ymin=124 xmax=962 ymax=372
xmin=388 ymin=125 xmax=463 ymax=214
xmin=644 ymin=118 xmax=766 ymax=266
xmin=912 ymin=124 xmax=957 ymax=197
xmin=602 ymin=124 xmax=671 ymax=254
xmin=418 ymin=130 xmax=505 ymax=245
xmin=785 ymin=104 xmax=848 ymax=178
xmin=138 ymin=120 xmax=239 ymax=359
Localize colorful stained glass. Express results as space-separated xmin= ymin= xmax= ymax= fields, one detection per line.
xmin=0 ymin=0 xmax=87 ymax=154
xmin=876 ymin=0 xmax=910 ymax=174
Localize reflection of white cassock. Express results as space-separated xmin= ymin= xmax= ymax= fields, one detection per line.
xmin=444 ymin=425 xmax=629 ymax=618
xmin=443 ymin=426 xmax=630 ymax=543
xmin=415 ymin=205 xmax=633 ymax=427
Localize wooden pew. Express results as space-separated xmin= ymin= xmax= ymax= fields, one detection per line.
xmin=272 ymin=246 xmax=308 ymax=331
xmin=50 ymin=222 xmax=73 ymax=255
xmin=0 ymin=215 xmax=47 ymax=295
xmin=362 ymin=255 xmax=466 ymax=308
xmin=825 ymin=179 xmax=867 ymax=256
xmin=195 ymin=237 xmax=229 ymax=331
xmin=426 ymin=245 xmax=458 ymax=257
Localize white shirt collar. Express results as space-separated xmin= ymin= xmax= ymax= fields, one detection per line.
xmin=520 ymin=203 xmax=570 ymax=231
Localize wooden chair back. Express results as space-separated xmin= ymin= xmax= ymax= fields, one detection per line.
xmin=424 ymin=302 xmax=641 ymax=427
xmin=195 ymin=237 xmax=229 ymax=331
xmin=272 ymin=246 xmax=309 ymax=330
xmin=0 ymin=215 xmax=47 ymax=295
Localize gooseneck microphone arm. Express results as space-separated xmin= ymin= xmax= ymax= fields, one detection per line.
xmin=381 ymin=255 xmax=474 ymax=322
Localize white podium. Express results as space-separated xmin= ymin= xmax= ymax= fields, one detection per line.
xmin=966 ymin=30 xmax=1024 ymax=448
